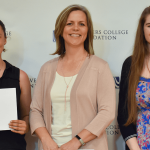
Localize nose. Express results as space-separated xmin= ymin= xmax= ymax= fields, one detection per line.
xmin=73 ymin=23 xmax=79 ymax=31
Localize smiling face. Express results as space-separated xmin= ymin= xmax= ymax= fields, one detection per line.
xmin=63 ymin=10 xmax=88 ymax=48
xmin=0 ymin=26 xmax=6 ymax=54
xmin=144 ymin=14 xmax=150 ymax=48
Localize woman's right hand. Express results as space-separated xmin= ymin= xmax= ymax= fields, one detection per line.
xmin=41 ymin=137 xmax=59 ymax=150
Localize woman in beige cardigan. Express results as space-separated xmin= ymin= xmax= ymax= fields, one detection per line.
xmin=30 ymin=4 xmax=116 ymax=150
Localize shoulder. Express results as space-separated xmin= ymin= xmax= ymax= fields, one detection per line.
xmin=88 ymin=56 xmax=114 ymax=83
xmin=20 ymin=70 xmax=29 ymax=82
xmin=122 ymin=56 xmax=132 ymax=68
xmin=4 ymin=61 xmax=30 ymax=85
xmin=121 ymin=56 xmax=132 ymax=76
xmin=89 ymin=55 xmax=109 ymax=71
xmin=4 ymin=60 xmax=20 ymax=80
xmin=5 ymin=61 xmax=29 ymax=82
xmin=19 ymin=70 xmax=30 ymax=90
xmin=90 ymin=55 xmax=107 ymax=65
xmin=40 ymin=57 xmax=59 ymax=72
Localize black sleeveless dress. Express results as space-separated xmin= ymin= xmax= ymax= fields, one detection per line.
xmin=0 ymin=60 xmax=26 ymax=150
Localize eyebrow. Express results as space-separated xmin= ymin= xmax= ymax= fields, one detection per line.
xmin=67 ymin=20 xmax=86 ymax=22
xmin=146 ymin=23 xmax=150 ymax=25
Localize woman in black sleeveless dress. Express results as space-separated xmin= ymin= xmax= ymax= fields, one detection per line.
xmin=0 ymin=20 xmax=31 ymax=150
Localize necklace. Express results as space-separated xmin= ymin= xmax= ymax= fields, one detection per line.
xmin=61 ymin=54 xmax=87 ymax=110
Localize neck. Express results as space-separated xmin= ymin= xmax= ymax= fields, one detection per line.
xmin=0 ymin=55 xmax=3 ymax=65
xmin=0 ymin=55 xmax=3 ymax=69
xmin=148 ymin=43 xmax=150 ymax=51
xmin=64 ymin=43 xmax=87 ymax=61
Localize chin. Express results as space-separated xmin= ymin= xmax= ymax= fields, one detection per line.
xmin=70 ymin=42 xmax=83 ymax=46
xmin=70 ymin=40 xmax=84 ymax=45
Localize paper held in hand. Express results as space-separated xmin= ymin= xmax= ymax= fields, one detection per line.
xmin=0 ymin=88 xmax=17 ymax=131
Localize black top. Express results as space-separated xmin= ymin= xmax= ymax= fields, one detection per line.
xmin=117 ymin=56 xmax=137 ymax=150
xmin=0 ymin=60 xmax=26 ymax=150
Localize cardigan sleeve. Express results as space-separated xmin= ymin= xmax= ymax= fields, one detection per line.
xmin=117 ymin=56 xmax=137 ymax=142
xmin=30 ymin=65 xmax=46 ymax=136
xmin=85 ymin=62 xmax=116 ymax=137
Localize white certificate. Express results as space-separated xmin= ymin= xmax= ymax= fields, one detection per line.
xmin=0 ymin=88 xmax=17 ymax=130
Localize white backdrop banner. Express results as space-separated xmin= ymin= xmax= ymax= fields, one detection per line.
xmin=0 ymin=0 xmax=150 ymax=150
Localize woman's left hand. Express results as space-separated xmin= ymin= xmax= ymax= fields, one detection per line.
xmin=9 ymin=120 xmax=29 ymax=135
xmin=59 ymin=137 xmax=81 ymax=150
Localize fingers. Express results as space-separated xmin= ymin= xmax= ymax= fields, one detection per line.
xmin=9 ymin=120 xmax=26 ymax=127
xmin=9 ymin=122 xmax=26 ymax=127
xmin=9 ymin=125 xmax=26 ymax=131
xmin=10 ymin=120 xmax=25 ymax=124
xmin=9 ymin=120 xmax=27 ymax=135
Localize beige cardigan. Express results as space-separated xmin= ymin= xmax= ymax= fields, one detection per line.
xmin=30 ymin=55 xmax=116 ymax=150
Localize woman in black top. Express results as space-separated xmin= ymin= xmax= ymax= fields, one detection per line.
xmin=0 ymin=20 xmax=31 ymax=150
xmin=118 ymin=6 xmax=150 ymax=150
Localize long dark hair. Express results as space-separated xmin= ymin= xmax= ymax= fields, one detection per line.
xmin=125 ymin=6 xmax=150 ymax=126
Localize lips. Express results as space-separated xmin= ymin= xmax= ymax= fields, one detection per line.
xmin=70 ymin=34 xmax=81 ymax=37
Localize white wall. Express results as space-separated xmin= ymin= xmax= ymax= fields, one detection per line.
xmin=1 ymin=0 xmax=150 ymax=149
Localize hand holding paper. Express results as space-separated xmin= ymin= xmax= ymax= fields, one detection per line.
xmin=9 ymin=120 xmax=29 ymax=135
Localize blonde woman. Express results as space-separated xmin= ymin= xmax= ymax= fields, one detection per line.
xmin=30 ymin=4 xmax=116 ymax=150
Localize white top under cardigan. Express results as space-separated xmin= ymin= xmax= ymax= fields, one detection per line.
xmin=50 ymin=72 xmax=77 ymax=147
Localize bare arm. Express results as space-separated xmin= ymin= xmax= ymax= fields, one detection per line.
xmin=35 ymin=127 xmax=51 ymax=141
xmin=20 ymin=70 xmax=31 ymax=131
xmin=35 ymin=127 xmax=59 ymax=150
xmin=126 ymin=137 xmax=141 ymax=150
xmin=9 ymin=70 xmax=31 ymax=134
